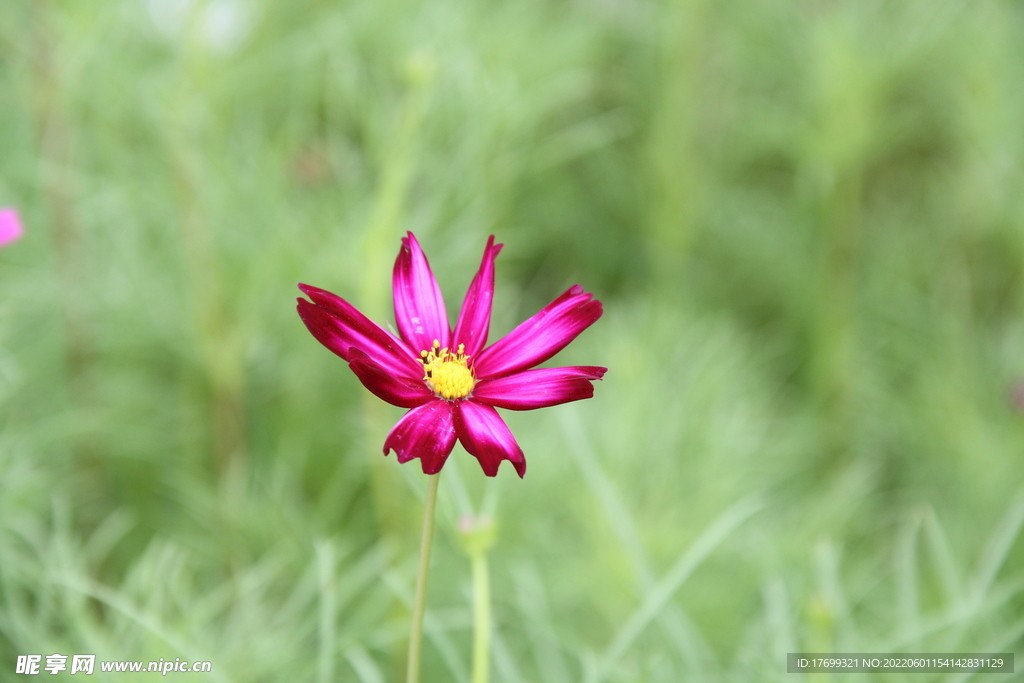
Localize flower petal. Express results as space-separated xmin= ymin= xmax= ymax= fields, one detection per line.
xmin=297 ymin=284 xmax=422 ymax=381
xmin=0 ymin=208 xmax=24 ymax=247
xmin=452 ymin=235 xmax=502 ymax=358
xmin=472 ymin=366 xmax=607 ymax=410
xmin=393 ymin=232 xmax=450 ymax=354
xmin=348 ymin=349 xmax=432 ymax=408
xmin=473 ymin=285 xmax=603 ymax=380
xmin=383 ymin=400 xmax=457 ymax=474
xmin=455 ymin=400 xmax=526 ymax=478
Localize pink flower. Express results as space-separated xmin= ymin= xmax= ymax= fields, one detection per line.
xmin=0 ymin=208 xmax=24 ymax=247
xmin=297 ymin=233 xmax=605 ymax=477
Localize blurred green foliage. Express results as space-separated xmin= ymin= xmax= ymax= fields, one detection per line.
xmin=3 ymin=0 xmax=1024 ymax=681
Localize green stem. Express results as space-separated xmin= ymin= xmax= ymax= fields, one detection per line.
xmin=471 ymin=551 xmax=491 ymax=683
xmin=406 ymin=473 xmax=441 ymax=683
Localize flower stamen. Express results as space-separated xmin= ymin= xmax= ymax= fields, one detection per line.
xmin=420 ymin=339 xmax=475 ymax=400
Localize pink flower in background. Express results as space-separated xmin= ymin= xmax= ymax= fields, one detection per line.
xmin=297 ymin=232 xmax=605 ymax=477
xmin=0 ymin=208 xmax=23 ymax=247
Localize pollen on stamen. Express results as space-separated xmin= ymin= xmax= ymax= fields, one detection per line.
xmin=420 ymin=341 xmax=475 ymax=400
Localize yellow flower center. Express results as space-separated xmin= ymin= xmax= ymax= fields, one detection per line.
xmin=421 ymin=340 xmax=475 ymax=400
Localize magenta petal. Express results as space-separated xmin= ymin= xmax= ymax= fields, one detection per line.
xmin=472 ymin=366 xmax=607 ymax=410
xmin=393 ymin=232 xmax=450 ymax=354
xmin=455 ymin=400 xmax=526 ymax=478
xmin=452 ymin=236 xmax=503 ymax=358
xmin=473 ymin=285 xmax=603 ymax=380
xmin=384 ymin=400 xmax=457 ymax=474
xmin=348 ymin=349 xmax=432 ymax=408
xmin=297 ymin=284 xmax=422 ymax=381
xmin=0 ymin=208 xmax=24 ymax=247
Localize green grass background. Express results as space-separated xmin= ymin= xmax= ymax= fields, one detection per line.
xmin=2 ymin=0 xmax=1024 ymax=681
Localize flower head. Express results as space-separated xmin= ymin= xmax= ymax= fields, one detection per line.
xmin=0 ymin=208 xmax=24 ymax=248
xmin=297 ymin=232 xmax=605 ymax=477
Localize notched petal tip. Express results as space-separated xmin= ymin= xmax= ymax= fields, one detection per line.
xmin=383 ymin=401 xmax=457 ymax=475
xmin=455 ymin=400 xmax=527 ymax=478
xmin=296 ymin=297 xmax=352 ymax=358
xmin=419 ymin=457 xmax=445 ymax=475
xmin=298 ymin=282 xmax=339 ymax=301
xmin=481 ymin=235 xmax=504 ymax=256
xmin=511 ymin=456 xmax=526 ymax=478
